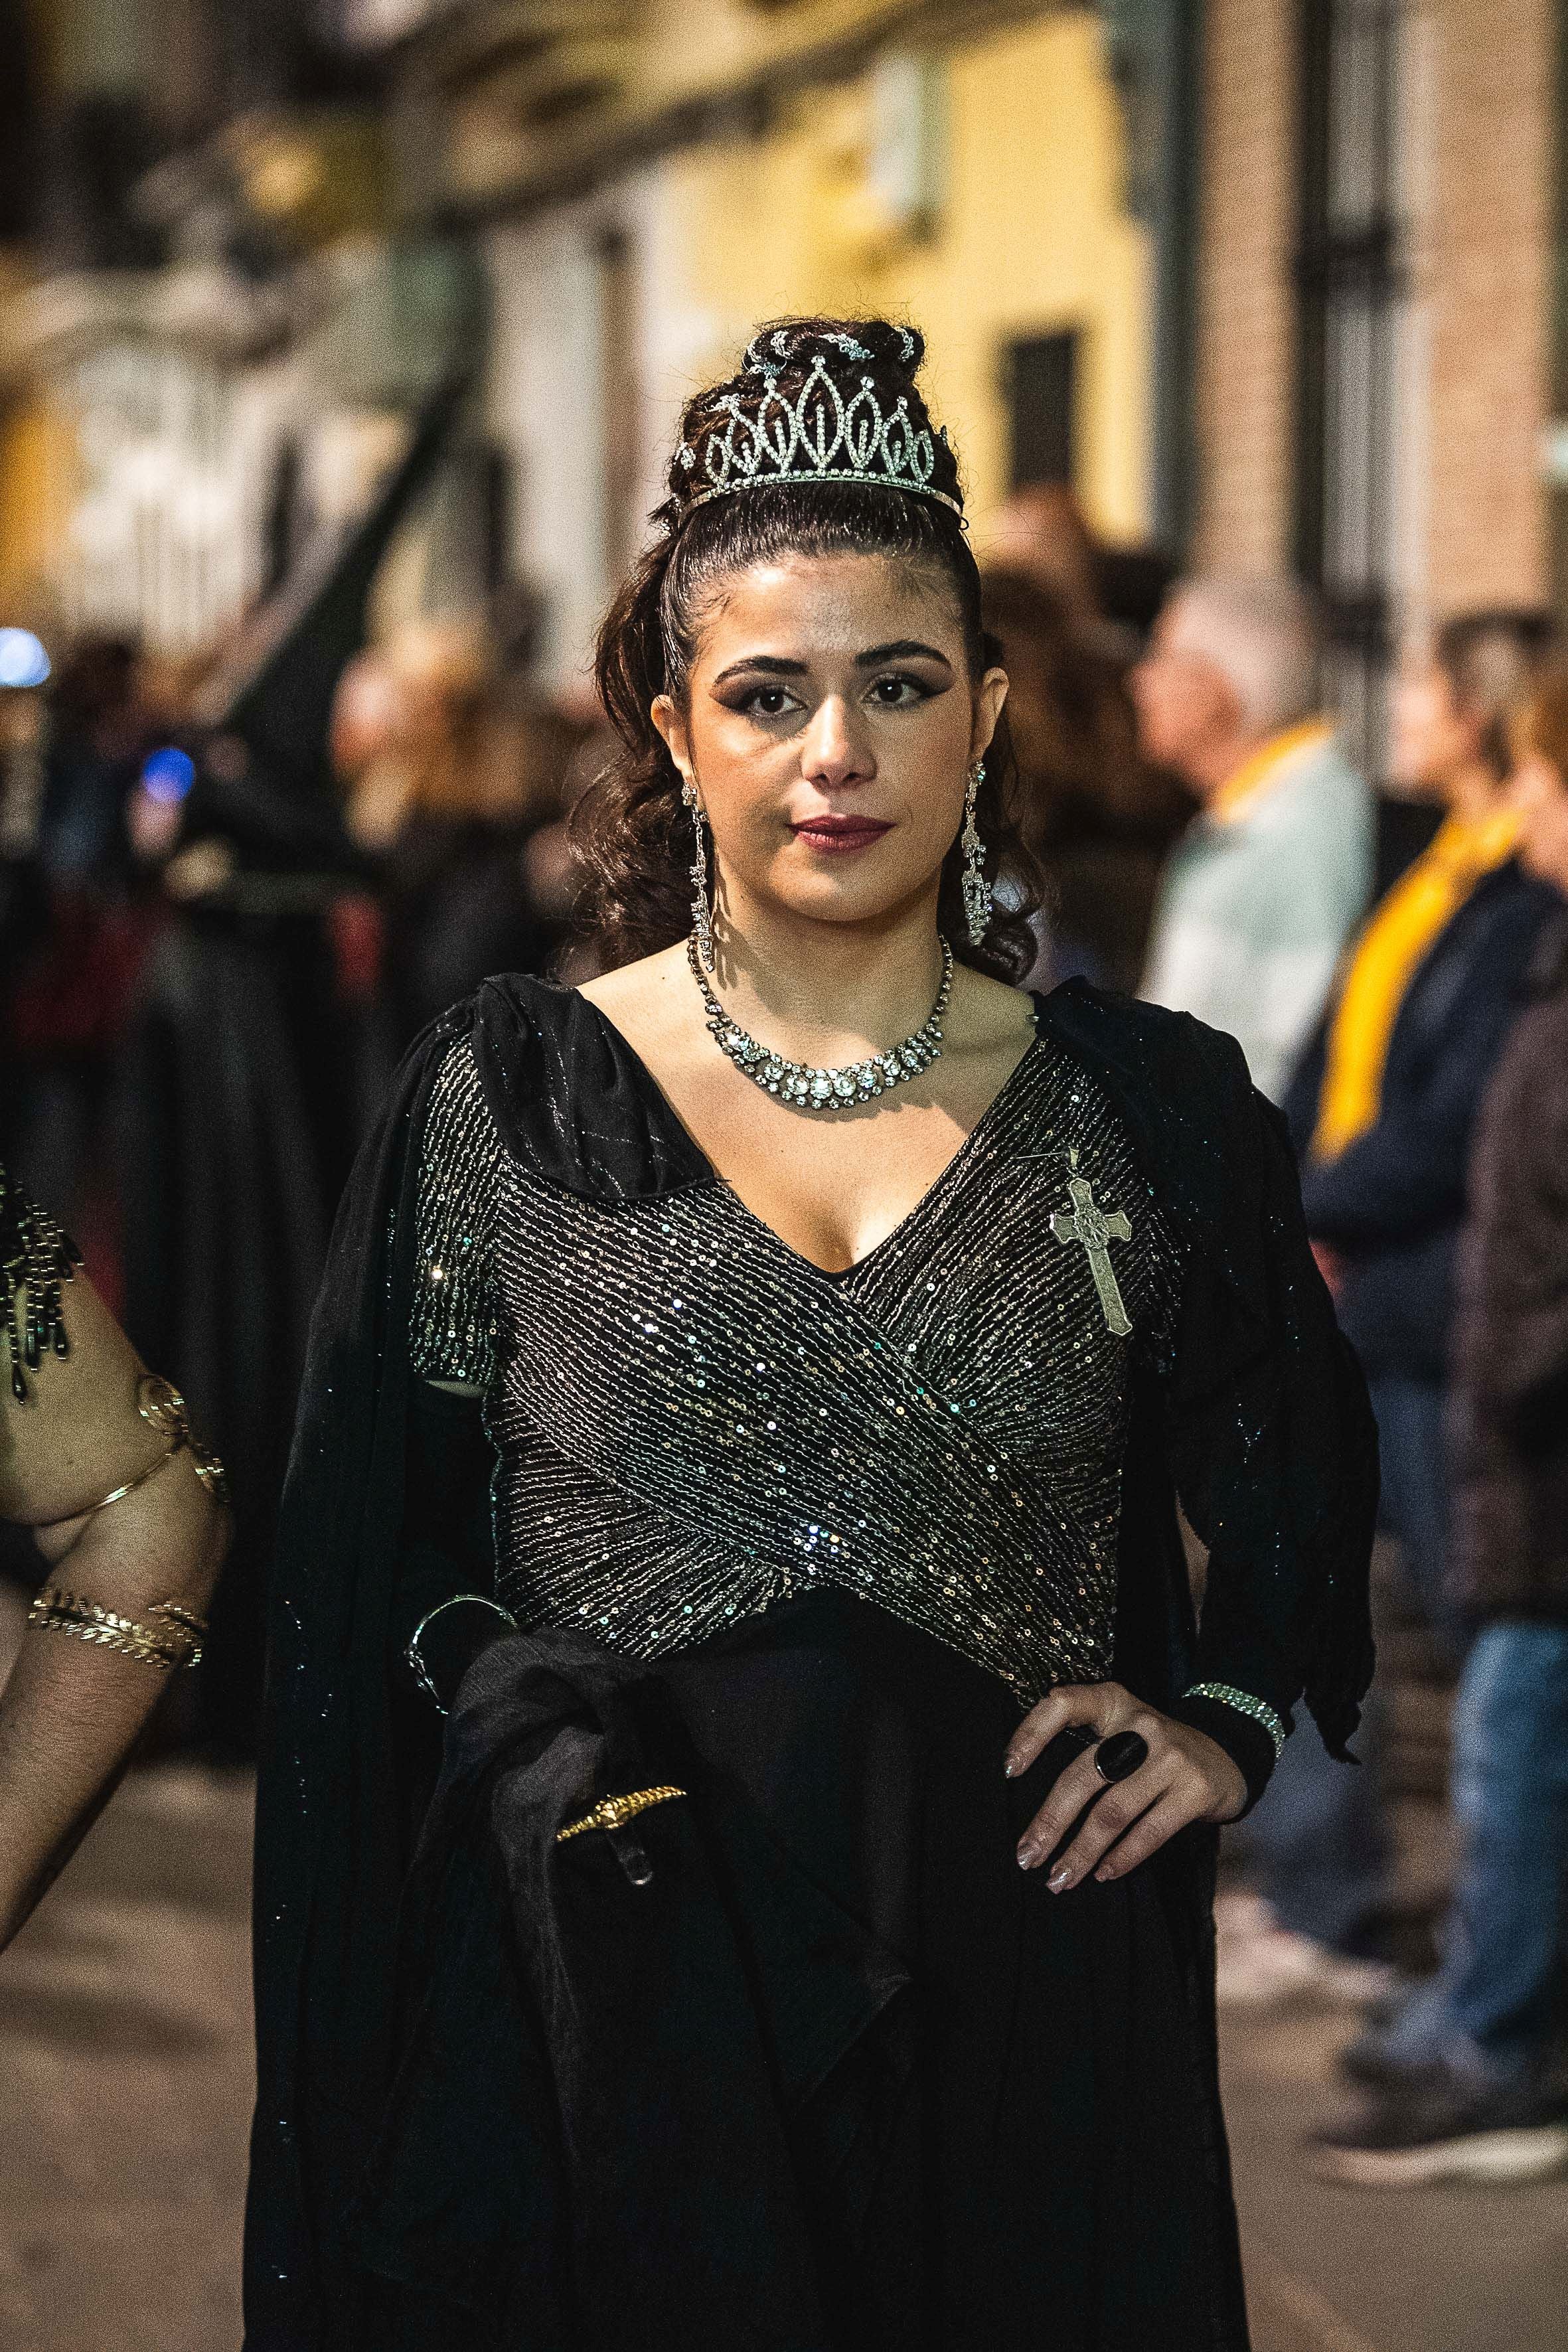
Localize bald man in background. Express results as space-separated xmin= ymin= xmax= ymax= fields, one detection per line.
xmin=1134 ymin=576 xmax=1374 ymax=1100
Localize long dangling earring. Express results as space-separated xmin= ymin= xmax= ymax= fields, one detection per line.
xmin=961 ymin=759 xmax=991 ymax=947
xmin=682 ymin=775 xmax=716 ymax=973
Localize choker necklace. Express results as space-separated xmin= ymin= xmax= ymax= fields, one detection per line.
xmin=687 ymin=933 xmax=955 ymax=1110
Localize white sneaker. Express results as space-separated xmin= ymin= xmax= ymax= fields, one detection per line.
xmin=1215 ymin=1897 xmax=1395 ymax=2013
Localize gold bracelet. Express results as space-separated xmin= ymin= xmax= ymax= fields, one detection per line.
xmin=556 ymin=1786 xmax=688 ymax=1844
xmin=27 ymin=1587 xmax=208 ymax=1671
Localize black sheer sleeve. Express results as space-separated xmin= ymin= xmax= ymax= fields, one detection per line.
xmin=1162 ymin=1081 xmax=1379 ymax=1808
xmin=1041 ymin=984 xmax=1377 ymax=1808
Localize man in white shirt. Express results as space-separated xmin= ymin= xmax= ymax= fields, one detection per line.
xmin=1135 ymin=576 xmax=1373 ymax=1101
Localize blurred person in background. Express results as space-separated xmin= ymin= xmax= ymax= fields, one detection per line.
xmin=3 ymin=634 xmax=167 ymax=1249
xmin=1225 ymin=610 xmax=1563 ymax=2011
xmin=112 ymin=390 xmax=462 ymax=1762
xmin=981 ymin=567 xmax=1192 ymax=991
xmin=0 ymin=655 xmax=50 ymax=1157
xmin=0 ymin=1159 xmax=228 ymax=1950
xmin=337 ymin=597 xmax=586 ymax=1050
xmin=1291 ymin=610 xmax=1560 ymax=1638
xmin=985 ymin=481 xmax=1178 ymax=665
xmin=1135 ymin=576 xmax=1374 ymax=1103
xmin=1311 ymin=663 xmax=1568 ymax=2184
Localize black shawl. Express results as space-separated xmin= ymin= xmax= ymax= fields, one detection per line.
xmin=244 ymin=975 xmax=1376 ymax=2349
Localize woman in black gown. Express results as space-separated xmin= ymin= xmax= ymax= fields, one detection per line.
xmin=245 ymin=319 xmax=1377 ymax=2352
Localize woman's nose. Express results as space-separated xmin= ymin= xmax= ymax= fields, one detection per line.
xmin=801 ymin=696 xmax=874 ymax=789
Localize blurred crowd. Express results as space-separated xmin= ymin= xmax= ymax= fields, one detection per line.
xmin=1 ymin=483 xmax=1567 ymax=2185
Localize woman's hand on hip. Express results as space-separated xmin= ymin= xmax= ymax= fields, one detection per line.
xmin=1004 ymin=1681 xmax=1247 ymax=1889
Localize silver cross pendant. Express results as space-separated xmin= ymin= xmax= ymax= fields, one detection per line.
xmin=1050 ymin=1158 xmax=1133 ymax=1336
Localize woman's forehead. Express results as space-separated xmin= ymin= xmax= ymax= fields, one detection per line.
xmin=693 ymin=550 xmax=962 ymax=659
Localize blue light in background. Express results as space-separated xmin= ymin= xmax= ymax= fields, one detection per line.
xmin=141 ymin=747 xmax=197 ymax=805
xmin=0 ymin=629 xmax=51 ymax=689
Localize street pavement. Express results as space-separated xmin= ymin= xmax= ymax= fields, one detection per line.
xmin=0 ymin=1764 xmax=1564 ymax=2351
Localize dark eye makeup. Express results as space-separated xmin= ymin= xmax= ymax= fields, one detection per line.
xmin=718 ymin=667 xmax=946 ymax=720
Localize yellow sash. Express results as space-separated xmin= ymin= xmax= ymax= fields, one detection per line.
xmin=1311 ymin=806 xmax=1520 ymax=1162
xmin=1209 ymin=718 xmax=1335 ymax=824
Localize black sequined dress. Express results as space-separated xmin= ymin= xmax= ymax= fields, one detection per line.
xmin=244 ymin=975 xmax=1379 ymax=2352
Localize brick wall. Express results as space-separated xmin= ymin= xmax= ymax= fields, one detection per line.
xmin=1424 ymin=0 xmax=1553 ymax=611
xmin=1190 ymin=0 xmax=1555 ymax=616
xmin=1190 ymin=0 xmax=1298 ymax=574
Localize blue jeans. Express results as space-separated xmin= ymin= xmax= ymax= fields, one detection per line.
xmin=1242 ymin=1373 xmax=1450 ymax=1953
xmin=1378 ymin=1620 xmax=1568 ymax=2082
xmin=1369 ymin=1374 xmax=1464 ymax=1660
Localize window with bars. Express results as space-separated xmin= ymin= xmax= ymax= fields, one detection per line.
xmin=1294 ymin=0 xmax=1409 ymax=779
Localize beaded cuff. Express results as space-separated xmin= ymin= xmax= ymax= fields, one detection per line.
xmin=1180 ymin=1682 xmax=1287 ymax=1760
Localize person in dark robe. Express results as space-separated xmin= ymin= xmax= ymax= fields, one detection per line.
xmin=114 ymin=379 xmax=465 ymax=1757
xmin=244 ymin=319 xmax=1377 ymax=2351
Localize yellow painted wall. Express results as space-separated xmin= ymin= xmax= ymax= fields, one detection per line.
xmin=653 ymin=10 xmax=1153 ymax=547
xmin=0 ymin=390 xmax=75 ymax=623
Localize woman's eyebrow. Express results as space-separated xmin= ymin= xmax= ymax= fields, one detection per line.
xmin=712 ymin=654 xmax=809 ymax=684
xmin=856 ymin=640 xmax=953 ymax=668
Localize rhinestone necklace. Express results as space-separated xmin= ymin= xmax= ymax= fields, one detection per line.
xmin=686 ymin=933 xmax=955 ymax=1110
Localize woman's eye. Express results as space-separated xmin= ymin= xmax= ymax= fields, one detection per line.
xmin=740 ymin=686 xmax=796 ymax=718
xmin=870 ymin=673 xmax=933 ymax=708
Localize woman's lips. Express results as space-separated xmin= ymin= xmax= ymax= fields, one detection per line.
xmin=791 ymin=815 xmax=894 ymax=853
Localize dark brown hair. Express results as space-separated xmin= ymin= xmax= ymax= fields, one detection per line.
xmin=571 ymin=317 xmax=1040 ymax=979
xmin=1435 ymin=607 xmax=1561 ymax=783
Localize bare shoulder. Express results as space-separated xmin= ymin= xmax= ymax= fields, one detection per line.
xmin=946 ymin=963 xmax=1038 ymax=1063
xmin=577 ymin=944 xmax=695 ymax=1056
xmin=0 ymin=1274 xmax=160 ymax=1525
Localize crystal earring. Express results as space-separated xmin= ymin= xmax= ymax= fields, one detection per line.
xmin=682 ymin=775 xmax=716 ymax=973
xmin=961 ymin=759 xmax=991 ymax=947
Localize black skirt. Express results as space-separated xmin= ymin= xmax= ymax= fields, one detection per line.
xmin=350 ymin=1593 xmax=1249 ymax=2352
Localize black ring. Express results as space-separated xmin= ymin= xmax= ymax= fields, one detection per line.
xmin=1093 ymin=1731 xmax=1149 ymax=1784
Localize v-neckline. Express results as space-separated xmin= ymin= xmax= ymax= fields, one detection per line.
xmin=574 ymin=988 xmax=1042 ymax=1281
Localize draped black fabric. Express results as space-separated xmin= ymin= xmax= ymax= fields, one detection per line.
xmin=244 ymin=974 xmax=1376 ymax=2351
xmin=342 ymin=1600 xmax=1247 ymax=2352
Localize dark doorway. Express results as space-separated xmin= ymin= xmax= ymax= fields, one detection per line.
xmin=1004 ymin=330 xmax=1079 ymax=491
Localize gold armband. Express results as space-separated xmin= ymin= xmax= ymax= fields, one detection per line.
xmin=27 ymin=1587 xmax=208 ymax=1671
xmin=71 ymin=1373 xmax=230 ymax=1521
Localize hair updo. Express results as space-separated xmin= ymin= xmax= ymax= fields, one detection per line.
xmin=572 ymin=317 xmax=1039 ymax=979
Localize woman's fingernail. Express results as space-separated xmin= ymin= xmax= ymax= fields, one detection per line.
xmin=1095 ymin=1864 xmax=1117 ymax=1882
xmin=1048 ymin=1866 xmax=1073 ymax=1893
xmin=1016 ymin=1843 xmax=1038 ymax=1869
xmin=1003 ymin=1755 xmax=1019 ymax=1778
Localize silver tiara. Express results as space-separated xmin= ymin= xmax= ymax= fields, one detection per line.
xmin=677 ymin=349 xmax=964 ymax=521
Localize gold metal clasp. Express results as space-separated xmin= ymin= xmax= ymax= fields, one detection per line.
xmin=555 ymin=1784 xmax=688 ymax=1844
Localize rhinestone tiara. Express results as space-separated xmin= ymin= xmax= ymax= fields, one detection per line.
xmin=676 ymin=333 xmax=965 ymax=522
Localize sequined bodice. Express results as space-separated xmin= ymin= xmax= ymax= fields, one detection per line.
xmin=412 ymin=1027 xmax=1178 ymax=1705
